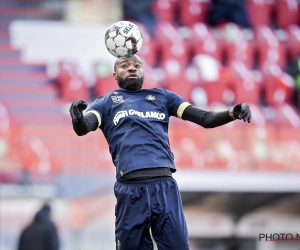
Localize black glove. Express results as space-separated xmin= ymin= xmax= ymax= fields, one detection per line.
xmin=232 ymin=103 xmax=251 ymax=123
xmin=69 ymin=99 xmax=88 ymax=123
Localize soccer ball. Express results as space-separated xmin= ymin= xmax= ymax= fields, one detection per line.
xmin=104 ymin=21 xmax=143 ymax=58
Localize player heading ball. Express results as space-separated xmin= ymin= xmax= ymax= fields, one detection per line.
xmin=69 ymin=55 xmax=251 ymax=250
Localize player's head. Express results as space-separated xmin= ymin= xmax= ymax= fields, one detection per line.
xmin=113 ymin=55 xmax=144 ymax=91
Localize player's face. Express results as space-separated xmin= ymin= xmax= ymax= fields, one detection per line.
xmin=114 ymin=56 xmax=144 ymax=91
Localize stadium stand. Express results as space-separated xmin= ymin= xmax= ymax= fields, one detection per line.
xmin=0 ymin=1 xmax=64 ymax=183
xmin=0 ymin=1 xmax=83 ymax=183
xmin=1 ymin=0 xmax=300 ymax=186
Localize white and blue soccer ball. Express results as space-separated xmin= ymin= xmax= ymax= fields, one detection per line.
xmin=105 ymin=21 xmax=143 ymax=58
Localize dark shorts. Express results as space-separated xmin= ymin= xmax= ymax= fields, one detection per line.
xmin=114 ymin=176 xmax=189 ymax=250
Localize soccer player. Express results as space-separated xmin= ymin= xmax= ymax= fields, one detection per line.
xmin=69 ymin=55 xmax=251 ymax=250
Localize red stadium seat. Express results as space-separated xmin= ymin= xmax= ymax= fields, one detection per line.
xmin=230 ymin=62 xmax=261 ymax=105
xmin=255 ymin=25 xmax=287 ymax=70
xmin=274 ymin=0 xmax=299 ymax=30
xmin=136 ymin=24 xmax=158 ymax=67
xmin=17 ymin=129 xmax=60 ymax=175
xmin=165 ymin=75 xmax=196 ymax=103
xmin=286 ymin=25 xmax=300 ymax=62
xmin=56 ymin=61 xmax=89 ymax=102
xmin=275 ymin=103 xmax=300 ymax=127
xmin=191 ymin=23 xmax=224 ymax=62
xmin=161 ymin=56 xmax=187 ymax=79
xmin=247 ymin=0 xmax=274 ymax=31
xmin=201 ymin=80 xmax=234 ymax=106
xmin=152 ymin=0 xmax=178 ymax=23
xmin=227 ymin=40 xmax=255 ymax=69
xmin=178 ymin=0 xmax=211 ymax=27
xmin=163 ymin=60 xmax=200 ymax=102
xmin=142 ymin=61 xmax=163 ymax=89
xmin=192 ymin=55 xmax=235 ymax=105
xmin=95 ymin=76 xmax=116 ymax=97
xmin=156 ymin=22 xmax=191 ymax=69
xmin=94 ymin=61 xmax=116 ymax=96
xmin=219 ymin=23 xmax=256 ymax=68
xmin=262 ymin=64 xmax=294 ymax=107
xmin=165 ymin=74 xmax=196 ymax=103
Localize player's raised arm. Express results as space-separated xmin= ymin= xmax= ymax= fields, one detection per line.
xmin=181 ymin=103 xmax=251 ymax=128
xmin=69 ymin=99 xmax=99 ymax=136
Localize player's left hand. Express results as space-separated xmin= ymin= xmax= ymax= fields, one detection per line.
xmin=232 ymin=103 xmax=251 ymax=123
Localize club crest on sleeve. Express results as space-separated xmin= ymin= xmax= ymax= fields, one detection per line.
xmin=111 ymin=93 xmax=124 ymax=103
xmin=146 ymin=95 xmax=156 ymax=101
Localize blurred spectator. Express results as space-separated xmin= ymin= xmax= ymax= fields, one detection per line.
xmin=208 ymin=0 xmax=252 ymax=29
xmin=286 ymin=53 xmax=300 ymax=109
xmin=17 ymin=204 xmax=59 ymax=250
xmin=122 ymin=0 xmax=157 ymax=37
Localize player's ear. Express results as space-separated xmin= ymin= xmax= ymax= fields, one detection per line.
xmin=113 ymin=72 xmax=117 ymax=80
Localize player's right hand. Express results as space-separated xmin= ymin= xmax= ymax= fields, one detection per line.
xmin=69 ymin=99 xmax=88 ymax=123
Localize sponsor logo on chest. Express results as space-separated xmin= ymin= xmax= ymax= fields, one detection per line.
xmin=113 ymin=109 xmax=166 ymax=125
